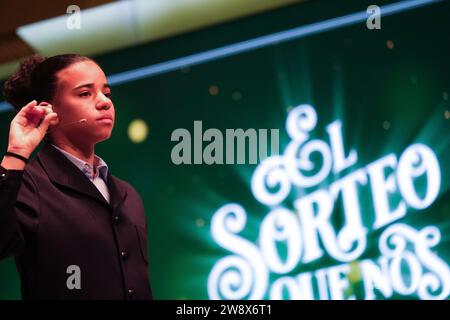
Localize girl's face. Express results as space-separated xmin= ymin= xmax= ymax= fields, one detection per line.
xmin=50 ymin=60 xmax=115 ymax=145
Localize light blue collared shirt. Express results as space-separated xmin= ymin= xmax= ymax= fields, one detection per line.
xmin=51 ymin=144 xmax=110 ymax=203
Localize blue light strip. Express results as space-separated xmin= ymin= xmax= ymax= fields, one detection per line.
xmin=106 ymin=0 xmax=438 ymax=85
xmin=0 ymin=0 xmax=440 ymax=113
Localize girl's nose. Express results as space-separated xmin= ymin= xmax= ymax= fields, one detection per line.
xmin=96 ymin=93 xmax=112 ymax=110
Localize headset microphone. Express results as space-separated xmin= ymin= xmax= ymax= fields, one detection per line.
xmin=47 ymin=119 xmax=87 ymax=134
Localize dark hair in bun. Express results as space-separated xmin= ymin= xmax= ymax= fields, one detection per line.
xmin=3 ymin=53 xmax=95 ymax=110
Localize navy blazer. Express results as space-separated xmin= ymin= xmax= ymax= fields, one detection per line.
xmin=0 ymin=142 xmax=153 ymax=300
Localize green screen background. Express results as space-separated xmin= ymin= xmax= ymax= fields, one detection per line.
xmin=1 ymin=0 xmax=449 ymax=299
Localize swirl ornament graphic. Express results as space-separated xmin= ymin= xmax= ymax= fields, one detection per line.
xmin=379 ymin=224 xmax=450 ymax=300
xmin=209 ymin=103 xmax=448 ymax=300
xmin=251 ymin=104 xmax=333 ymax=205
xmin=208 ymin=204 xmax=268 ymax=300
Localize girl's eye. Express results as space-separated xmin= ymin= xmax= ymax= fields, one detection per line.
xmin=104 ymin=92 xmax=112 ymax=98
xmin=79 ymin=91 xmax=90 ymax=97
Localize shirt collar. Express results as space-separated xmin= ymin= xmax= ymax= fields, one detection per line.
xmin=51 ymin=144 xmax=109 ymax=182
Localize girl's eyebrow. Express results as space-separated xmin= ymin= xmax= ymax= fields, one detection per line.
xmin=73 ymin=83 xmax=111 ymax=90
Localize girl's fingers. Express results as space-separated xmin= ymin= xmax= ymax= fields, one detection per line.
xmin=42 ymin=105 xmax=53 ymax=116
xmin=48 ymin=112 xmax=59 ymax=126
xmin=23 ymin=102 xmax=52 ymax=117
xmin=25 ymin=105 xmax=53 ymax=126
xmin=26 ymin=109 xmax=46 ymax=126
xmin=21 ymin=100 xmax=37 ymax=113
xmin=15 ymin=100 xmax=55 ymax=128
xmin=29 ymin=106 xmax=48 ymax=116
xmin=37 ymin=112 xmax=58 ymax=135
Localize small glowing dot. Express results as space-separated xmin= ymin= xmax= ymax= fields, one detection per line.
xmin=128 ymin=119 xmax=148 ymax=143
xmin=445 ymin=110 xmax=450 ymax=120
xmin=386 ymin=40 xmax=394 ymax=49
xmin=443 ymin=92 xmax=448 ymax=101
xmin=232 ymin=91 xmax=242 ymax=101
xmin=383 ymin=120 xmax=391 ymax=130
xmin=209 ymin=85 xmax=219 ymax=96
xmin=196 ymin=219 xmax=205 ymax=228
xmin=286 ymin=105 xmax=293 ymax=112
xmin=348 ymin=261 xmax=362 ymax=283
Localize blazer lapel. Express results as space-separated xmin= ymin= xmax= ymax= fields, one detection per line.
xmin=38 ymin=142 xmax=110 ymax=207
xmin=107 ymin=174 xmax=128 ymax=211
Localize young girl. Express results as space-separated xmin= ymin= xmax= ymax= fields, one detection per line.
xmin=0 ymin=54 xmax=152 ymax=300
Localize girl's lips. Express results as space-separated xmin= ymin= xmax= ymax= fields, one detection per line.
xmin=97 ymin=118 xmax=113 ymax=124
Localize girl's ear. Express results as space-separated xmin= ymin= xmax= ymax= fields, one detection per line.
xmin=38 ymin=101 xmax=52 ymax=108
